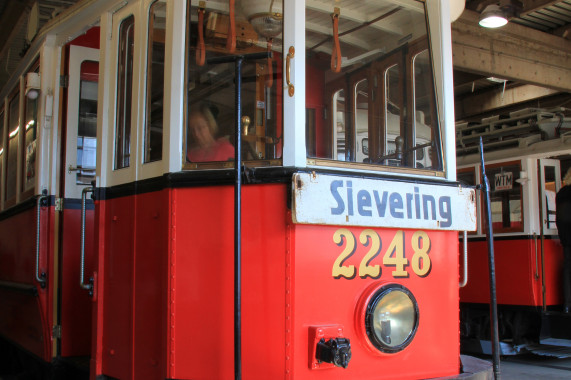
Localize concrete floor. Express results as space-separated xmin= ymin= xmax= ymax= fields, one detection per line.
xmin=491 ymin=354 xmax=571 ymax=379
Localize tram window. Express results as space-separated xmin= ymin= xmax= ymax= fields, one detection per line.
xmin=184 ymin=0 xmax=283 ymax=167
xmin=305 ymin=0 xmax=441 ymax=173
xmin=23 ymin=79 xmax=39 ymax=196
xmin=306 ymin=108 xmax=316 ymax=157
xmin=457 ymin=168 xmax=476 ymax=187
xmin=76 ymin=61 xmax=98 ymax=185
xmin=385 ymin=64 xmax=402 ymax=166
xmin=333 ymin=89 xmax=347 ymax=161
xmin=355 ymin=79 xmax=368 ymax=163
xmin=413 ymin=50 xmax=439 ymax=170
xmin=115 ymin=15 xmax=135 ymax=170
xmin=458 ymin=168 xmax=478 ymax=233
xmin=543 ymin=165 xmax=557 ymax=229
xmin=486 ymin=163 xmax=523 ymax=233
xmin=145 ymin=0 xmax=166 ymax=163
xmin=5 ymin=91 xmax=19 ymax=206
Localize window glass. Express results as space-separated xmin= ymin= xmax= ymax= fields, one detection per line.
xmin=23 ymin=87 xmax=38 ymax=193
xmin=486 ymin=163 xmax=522 ymax=233
xmin=458 ymin=167 xmax=478 ymax=233
xmin=185 ymin=0 xmax=283 ymax=167
xmin=544 ymin=165 xmax=557 ymax=230
xmin=457 ymin=168 xmax=476 ymax=187
xmin=354 ymin=79 xmax=368 ymax=163
xmin=115 ymin=15 xmax=135 ymax=170
xmin=413 ymin=50 xmax=438 ymax=169
xmin=6 ymin=92 xmax=19 ymax=203
xmin=385 ymin=64 xmax=401 ymax=166
xmin=76 ymin=61 xmax=99 ymax=185
xmin=145 ymin=1 xmax=166 ymax=163
xmin=305 ymin=0 xmax=441 ymax=172
xmin=333 ymin=89 xmax=346 ymax=161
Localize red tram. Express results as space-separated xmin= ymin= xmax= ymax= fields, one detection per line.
xmin=457 ymin=108 xmax=571 ymax=355
xmin=0 ymin=1 xmax=485 ymax=379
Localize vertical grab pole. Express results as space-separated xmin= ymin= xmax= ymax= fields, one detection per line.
xmin=35 ymin=190 xmax=49 ymax=287
xmin=80 ymin=187 xmax=94 ymax=295
xmin=479 ymin=137 xmax=500 ymax=379
xmin=206 ymin=51 xmax=270 ymax=380
xmin=234 ymin=56 xmax=243 ymax=380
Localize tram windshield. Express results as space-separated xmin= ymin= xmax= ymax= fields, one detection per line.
xmin=184 ymin=0 xmax=442 ymax=172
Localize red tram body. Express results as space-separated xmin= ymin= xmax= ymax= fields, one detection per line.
xmin=0 ymin=1 xmax=489 ymax=379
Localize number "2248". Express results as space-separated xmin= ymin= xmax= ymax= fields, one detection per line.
xmin=332 ymin=229 xmax=432 ymax=279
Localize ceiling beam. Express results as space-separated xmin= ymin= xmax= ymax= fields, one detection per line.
xmin=452 ymin=9 xmax=571 ymax=92
xmin=455 ymin=83 xmax=561 ymax=119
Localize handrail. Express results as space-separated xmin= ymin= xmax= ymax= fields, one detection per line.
xmin=459 ymin=231 xmax=468 ymax=287
xmin=0 ymin=280 xmax=39 ymax=296
xmin=80 ymin=187 xmax=94 ymax=295
xmin=35 ymin=191 xmax=48 ymax=287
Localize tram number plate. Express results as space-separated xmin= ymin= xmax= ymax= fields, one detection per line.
xmin=332 ymin=229 xmax=431 ymax=279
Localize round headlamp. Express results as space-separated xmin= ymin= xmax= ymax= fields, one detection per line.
xmin=364 ymin=284 xmax=418 ymax=353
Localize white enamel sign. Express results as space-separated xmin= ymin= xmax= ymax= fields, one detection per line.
xmin=292 ymin=172 xmax=477 ymax=231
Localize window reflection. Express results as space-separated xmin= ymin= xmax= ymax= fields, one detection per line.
xmin=185 ymin=0 xmax=284 ymax=167
xmin=76 ymin=61 xmax=98 ymax=185
xmin=23 ymin=89 xmax=38 ymax=193
xmin=305 ymin=0 xmax=441 ymax=172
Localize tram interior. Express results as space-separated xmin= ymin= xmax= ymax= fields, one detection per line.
xmin=183 ymin=0 xmax=443 ymax=172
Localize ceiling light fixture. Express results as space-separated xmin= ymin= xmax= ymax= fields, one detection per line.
xmin=479 ymin=4 xmax=508 ymax=28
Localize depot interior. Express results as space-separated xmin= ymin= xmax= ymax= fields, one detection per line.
xmin=0 ymin=1 xmax=569 ymax=162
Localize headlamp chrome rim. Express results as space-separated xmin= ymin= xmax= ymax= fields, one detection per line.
xmin=364 ymin=284 xmax=419 ymax=354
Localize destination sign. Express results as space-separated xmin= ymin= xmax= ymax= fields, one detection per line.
xmin=292 ymin=172 xmax=477 ymax=231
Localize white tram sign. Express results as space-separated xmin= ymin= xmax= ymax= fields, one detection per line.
xmin=293 ymin=172 xmax=477 ymax=231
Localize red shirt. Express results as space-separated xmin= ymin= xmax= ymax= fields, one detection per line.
xmin=187 ymin=138 xmax=235 ymax=162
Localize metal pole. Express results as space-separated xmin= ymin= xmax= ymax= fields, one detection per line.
xmin=234 ymin=56 xmax=243 ymax=380
xmin=479 ymin=137 xmax=501 ymax=379
xmin=206 ymin=51 xmax=271 ymax=380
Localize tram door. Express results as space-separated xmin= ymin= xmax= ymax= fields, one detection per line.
xmin=59 ymin=45 xmax=99 ymax=361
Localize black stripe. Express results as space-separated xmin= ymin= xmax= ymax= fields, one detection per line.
xmin=95 ymin=166 xmax=467 ymax=201
xmin=0 ymin=195 xmax=53 ymax=221
xmin=468 ymin=234 xmax=559 ymax=241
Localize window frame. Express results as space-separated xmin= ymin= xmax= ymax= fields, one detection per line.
xmin=483 ymin=160 xmax=524 ymax=234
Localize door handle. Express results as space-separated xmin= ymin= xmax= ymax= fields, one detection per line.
xmin=286 ymin=46 xmax=295 ymax=97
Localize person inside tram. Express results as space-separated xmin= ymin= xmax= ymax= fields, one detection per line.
xmin=187 ymin=105 xmax=235 ymax=162
xmin=556 ymin=167 xmax=571 ymax=313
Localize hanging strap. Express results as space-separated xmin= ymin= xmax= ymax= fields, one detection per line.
xmin=196 ymin=3 xmax=206 ymax=66
xmin=226 ymin=0 xmax=236 ymax=53
xmin=266 ymin=38 xmax=273 ymax=88
xmin=331 ymin=7 xmax=341 ymax=73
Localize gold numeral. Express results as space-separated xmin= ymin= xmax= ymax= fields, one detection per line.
xmin=411 ymin=231 xmax=432 ymax=277
xmin=359 ymin=230 xmax=382 ymax=279
xmin=382 ymin=230 xmax=409 ymax=277
xmin=332 ymin=229 xmax=433 ymax=279
xmin=332 ymin=229 xmax=357 ymax=279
